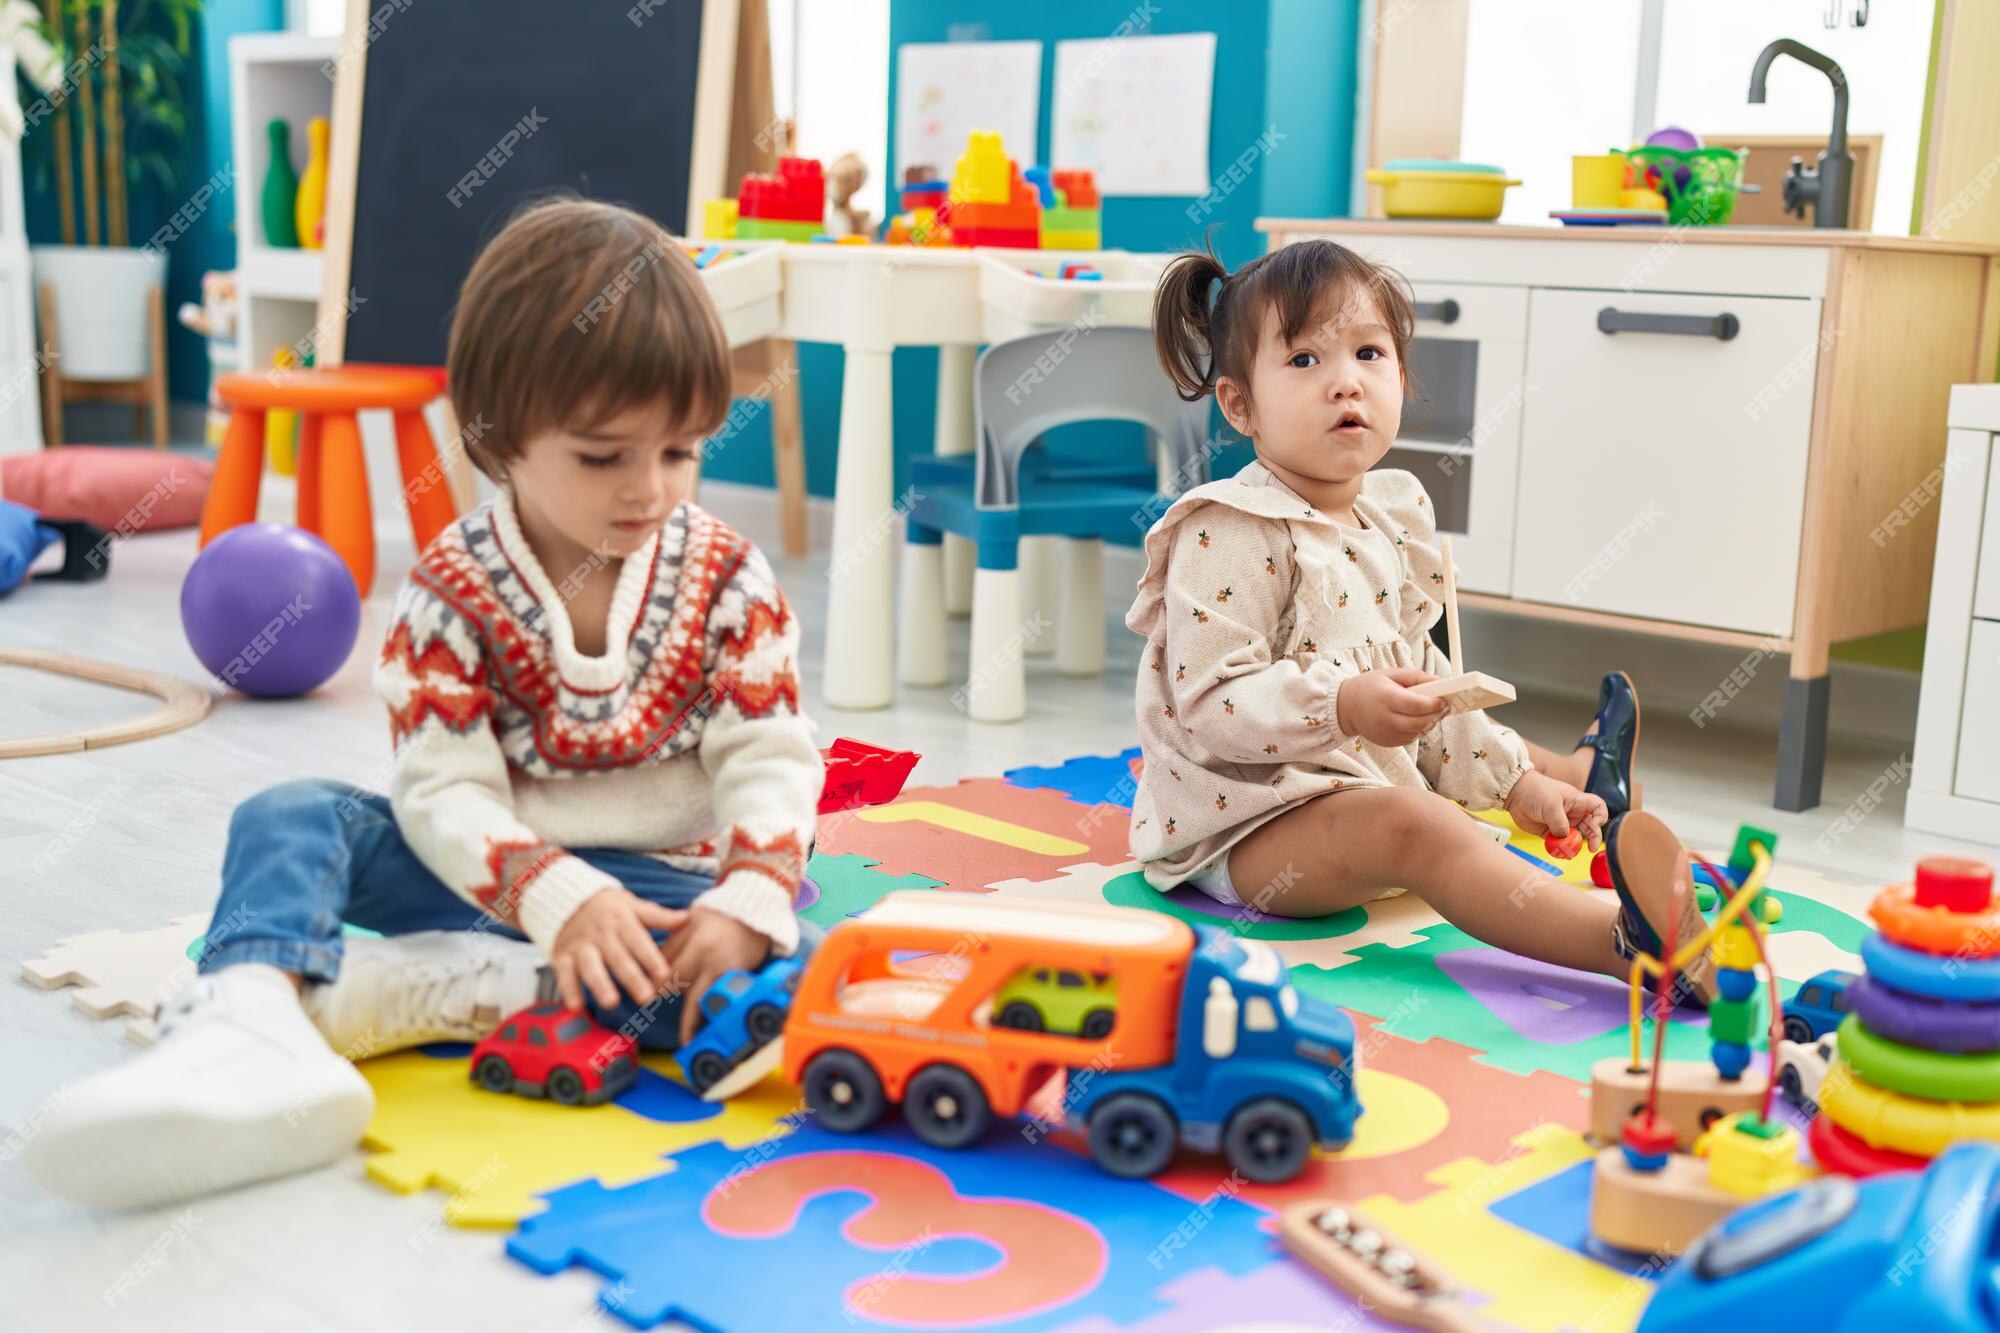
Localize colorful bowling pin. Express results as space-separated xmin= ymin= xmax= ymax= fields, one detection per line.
xmin=296 ymin=117 xmax=329 ymax=251
xmin=262 ymin=119 xmax=299 ymax=248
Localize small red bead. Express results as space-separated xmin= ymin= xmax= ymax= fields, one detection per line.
xmin=1590 ymin=849 xmax=1612 ymax=888
xmin=1545 ymin=830 xmax=1584 ymax=861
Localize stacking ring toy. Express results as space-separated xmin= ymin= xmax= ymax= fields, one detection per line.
xmin=1860 ymin=932 xmax=2000 ymax=1002
xmin=1870 ymin=882 xmax=2000 ymax=959
xmin=1819 ymin=1060 xmax=2000 ymax=1157
xmin=1807 ymin=1110 xmax=1931 ymax=1178
xmin=1849 ymin=975 xmax=2000 ymax=1053
xmin=1836 ymin=1015 xmax=2000 ymax=1103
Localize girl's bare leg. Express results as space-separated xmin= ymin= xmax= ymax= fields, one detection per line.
xmin=1225 ymin=786 xmax=1630 ymax=979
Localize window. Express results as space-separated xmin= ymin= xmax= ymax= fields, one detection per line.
xmin=1202 ymin=978 xmax=1239 ymax=1059
xmin=1832 ymin=989 xmax=1851 ymax=1013
xmin=554 ymin=1017 xmax=592 ymax=1043
xmin=1280 ymin=986 xmax=1300 ymax=1019
xmin=1032 ymin=968 xmax=1050 ymax=984
xmin=1800 ymin=986 xmax=1822 ymax=1007
xmin=1058 ymin=971 xmax=1085 ymax=989
xmin=528 ymin=1028 xmax=549 ymax=1047
xmin=498 ymin=1023 xmax=519 ymax=1042
xmin=1817 ymin=1040 xmax=1833 ymax=1062
xmin=1245 ymin=998 xmax=1278 ymax=1032
xmin=705 ymin=991 xmax=732 ymax=1017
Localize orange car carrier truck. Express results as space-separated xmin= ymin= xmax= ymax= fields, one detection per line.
xmin=780 ymin=891 xmax=1360 ymax=1183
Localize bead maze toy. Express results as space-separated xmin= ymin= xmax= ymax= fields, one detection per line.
xmin=1279 ymin=1201 xmax=1492 ymax=1332
xmin=1590 ymin=835 xmax=1810 ymax=1256
xmin=1809 ymin=856 xmax=2000 ymax=1176
xmin=1408 ymin=537 xmax=1515 ymax=715
xmin=781 ymin=891 xmax=1360 ymax=1183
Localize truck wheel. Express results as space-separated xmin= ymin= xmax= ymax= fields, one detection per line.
xmin=547 ymin=1067 xmax=586 ymax=1106
xmin=475 ymin=1055 xmax=515 ymax=1094
xmin=904 ymin=1065 xmax=992 ymax=1149
xmin=688 ymin=1050 xmax=731 ymax=1094
xmin=1223 ymin=1098 xmax=1314 ymax=1183
xmin=1784 ymin=1015 xmax=1814 ymax=1043
xmin=1087 ymin=1093 xmax=1177 ymax=1179
xmin=996 ymin=1001 xmax=1044 ymax=1032
xmin=804 ymin=1050 xmax=887 ymax=1133
xmin=746 ymin=1003 xmax=785 ymax=1044
xmin=1081 ymin=1009 xmax=1115 ymax=1040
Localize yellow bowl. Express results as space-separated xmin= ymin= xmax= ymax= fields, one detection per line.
xmin=1365 ymin=168 xmax=1520 ymax=220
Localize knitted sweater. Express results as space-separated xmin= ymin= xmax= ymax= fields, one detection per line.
xmin=1126 ymin=460 xmax=1530 ymax=891
xmin=372 ymin=489 xmax=821 ymax=957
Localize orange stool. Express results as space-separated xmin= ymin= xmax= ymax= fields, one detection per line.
xmin=199 ymin=366 xmax=457 ymax=596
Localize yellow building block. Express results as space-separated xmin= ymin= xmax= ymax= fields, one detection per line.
xmin=359 ymin=1049 xmax=800 ymax=1227
xmin=1038 ymin=229 xmax=1101 ymax=251
xmin=1358 ymin=1123 xmax=1656 ymax=1333
xmin=950 ymin=130 xmax=1011 ymax=205
xmin=703 ymin=197 xmax=739 ymax=240
xmin=1711 ymin=923 xmax=1761 ymax=972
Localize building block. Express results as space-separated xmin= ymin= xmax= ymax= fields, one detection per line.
xmin=1707 ymin=994 xmax=1762 ymax=1046
xmin=953 ymin=224 xmax=1039 ymax=249
xmin=949 ymin=130 xmax=1011 ymax=205
xmin=737 ymin=217 xmax=822 ymax=242
xmin=738 ymin=155 xmax=824 ymax=222
xmin=1023 ymin=165 xmax=1057 ymax=208
xmin=507 ymin=1119 xmax=1290 ymax=1330
xmin=1728 ymin=823 xmax=1779 ymax=876
xmin=1040 ymin=227 xmax=1102 ymax=252
xmin=702 ymin=197 xmax=738 ymax=239
xmin=1052 ymin=168 xmax=1100 ymax=207
xmin=357 ymin=1045 xmax=801 ymax=1227
xmin=1712 ymin=922 xmax=1761 ymax=971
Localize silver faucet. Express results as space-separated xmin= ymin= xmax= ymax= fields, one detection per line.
xmin=1748 ymin=38 xmax=1853 ymax=229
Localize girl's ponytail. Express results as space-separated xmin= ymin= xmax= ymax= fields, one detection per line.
xmin=1153 ymin=247 xmax=1228 ymax=402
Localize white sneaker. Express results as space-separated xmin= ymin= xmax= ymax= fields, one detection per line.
xmin=302 ymin=930 xmax=546 ymax=1058
xmin=28 ymin=964 xmax=374 ymax=1210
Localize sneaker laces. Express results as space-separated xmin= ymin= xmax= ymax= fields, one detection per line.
xmin=378 ymin=950 xmax=522 ymax=1046
xmin=156 ymin=975 xmax=224 ymax=1038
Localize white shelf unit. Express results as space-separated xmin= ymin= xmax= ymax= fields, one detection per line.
xmin=0 ymin=49 xmax=45 ymax=456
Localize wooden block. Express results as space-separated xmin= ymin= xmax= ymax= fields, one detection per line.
xmin=1590 ymin=1147 xmax=1742 ymax=1257
xmin=22 ymin=915 xmax=210 ymax=1021
xmin=1589 ymin=1056 xmax=1767 ymax=1151
xmin=1408 ymin=671 xmax=1516 ymax=715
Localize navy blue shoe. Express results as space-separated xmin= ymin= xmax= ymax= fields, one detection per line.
xmin=1576 ymin=671 xmax=1640 ymax=819
xmin=1604 ymin=811 xmax=1714 ymax=1008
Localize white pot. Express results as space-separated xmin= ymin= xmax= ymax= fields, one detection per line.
xmin=30 ymin=245 xmax=166 ymax=381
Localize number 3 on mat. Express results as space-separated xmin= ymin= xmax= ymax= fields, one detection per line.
xmin=703 ymin=1151 xmax=1105 ymax=1323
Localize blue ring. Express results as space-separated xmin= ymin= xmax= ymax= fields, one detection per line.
xmin=1861 ymin=931 xmax=2000 ymax=1002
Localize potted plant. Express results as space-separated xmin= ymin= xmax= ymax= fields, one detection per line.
xmin=17 ymin=0 xmax=201 ymax=388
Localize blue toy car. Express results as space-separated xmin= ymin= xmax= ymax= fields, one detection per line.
xmin=1640 ymin=1142 xmax=2000 ymax=1332
xmin=675 ymin=957 xmax=804 ymax=1095
xmin=1782 ymin=968 xmax=1857 ymax=1043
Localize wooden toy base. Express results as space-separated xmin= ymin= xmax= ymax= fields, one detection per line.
xmin=1589 ymin=1057 xmax=1767 ymax=1152
xmin=1279 ymin=1200 xmax=1488 ymax=1332
xmin=1409 ymin=671 xmax=1515 ymax=714
xmin=1590 ymin=1148 xmax=1742 ymax=1257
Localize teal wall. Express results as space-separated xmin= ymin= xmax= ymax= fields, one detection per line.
xmin=698 ymin=0 xmax=1362 ymax=502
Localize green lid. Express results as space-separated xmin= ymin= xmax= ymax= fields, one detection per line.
xmin=1383 ymin=157 xmax=1507 ymax=176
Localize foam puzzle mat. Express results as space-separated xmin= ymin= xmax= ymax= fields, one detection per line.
xmin=22 ymin=744 xmax=1877 ymax=1331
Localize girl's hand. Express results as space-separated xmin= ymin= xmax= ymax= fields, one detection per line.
xmin=549 ymin=887 xmax=681 ymax=1011
xmin=657 ymin=906 xmax=776 ymax=1044
xmin=1504 ymin=771 xmax=1609 ymax=851
xmin=1336 ymin=666 xmax=1449 ymax=747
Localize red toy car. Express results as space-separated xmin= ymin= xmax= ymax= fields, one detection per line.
xmin=469 ymin=1003 xmax=639 ymax=1106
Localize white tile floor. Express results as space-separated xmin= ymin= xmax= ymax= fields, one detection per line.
xmin=3 ymin=481 xmax=1995 ymax=1331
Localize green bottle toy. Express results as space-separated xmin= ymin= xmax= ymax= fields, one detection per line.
xmin=262 ymin=119 xmax=299 ymax=248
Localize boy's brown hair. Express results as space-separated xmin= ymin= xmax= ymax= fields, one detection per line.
xmin=447 ymin=197 xmax=732 ymax=481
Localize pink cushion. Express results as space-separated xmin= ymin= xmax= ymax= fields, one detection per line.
xmin=0 ymin=447 xmax=212 ymax=532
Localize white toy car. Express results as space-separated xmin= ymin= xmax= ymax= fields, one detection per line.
xmin=1777 ymin=1032 xmax=1839 ymax=1113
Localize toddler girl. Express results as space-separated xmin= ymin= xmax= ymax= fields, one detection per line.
xmin=1130 ymin=240 xmax=1709 ymax=997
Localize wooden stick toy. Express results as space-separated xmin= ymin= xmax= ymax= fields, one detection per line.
xmin=1409 ymin=536 xmax=1515 ymax=714
xmin=0 ymin=648 xmax=211 ymax=758
xmin=1279 ymin=1200 xmax=1496 ymax=1332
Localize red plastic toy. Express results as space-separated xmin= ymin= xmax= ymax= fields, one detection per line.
xmin=739 ymin=157 xmax=824 ymax=222
xmin=1590 ymin=849 xmax=1613 ymax=888
xmin=1545 ymin=830 xmax=1584 ymax=861
xmin=469 ymin=1002 xmax=638 ymax=1106
xmin=818 ymin=738 xmax=919 ymax=814
xmin=1911 ymin=856 xmax=1995 ymax=912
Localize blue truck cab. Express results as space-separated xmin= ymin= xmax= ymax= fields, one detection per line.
xmin=1066 ymin=925 xmax=1360 ymax=1183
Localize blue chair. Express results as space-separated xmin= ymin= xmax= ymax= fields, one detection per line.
xmin=896 ymin=326 xmax=1213 ymax=721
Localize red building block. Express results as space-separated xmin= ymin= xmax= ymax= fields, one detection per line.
xmin=738 ymin=156 xmax=824 ymax=222
xmin=1052 ymin=168 xmax=1100 ymax=208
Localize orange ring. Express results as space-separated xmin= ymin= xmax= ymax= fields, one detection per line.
xmin=1870 ymin=882 xmax=2000 ymax=958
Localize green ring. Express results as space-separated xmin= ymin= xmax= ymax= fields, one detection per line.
xmin=1837 ymin=1014 xmax=2000 ymax=1103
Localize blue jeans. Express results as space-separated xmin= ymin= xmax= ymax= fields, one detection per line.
xmin=198 ymin=778 xmax=797 ymax=1050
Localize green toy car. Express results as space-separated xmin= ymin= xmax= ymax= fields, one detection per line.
xmin=992 ymin=966 xmax=1118 ymax=1039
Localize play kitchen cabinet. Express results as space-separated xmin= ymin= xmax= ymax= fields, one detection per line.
xmin=1258 ymin=218 xmax=2000 ymax=811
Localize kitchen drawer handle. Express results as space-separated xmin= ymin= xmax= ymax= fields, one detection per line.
xmin=1596 ymin=307 xmax=1740 ymax=341
xmin=1414 ymin=298 xmax=1461 ymax=325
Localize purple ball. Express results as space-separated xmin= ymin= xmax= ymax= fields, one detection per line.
xmin=1645 ymin=126 xmax=1701 ymax=152
xmin=181 ymin=524 xmax=361 ymax=697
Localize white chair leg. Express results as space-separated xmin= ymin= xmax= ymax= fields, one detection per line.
xmin=965 ymin=565 xmax=1026 ymax=723
xmin=1056 ymin=537 xmax=1105 ymax=677
xmin=896 ymin=541 xmax=949 ymax=687
xmin=1019 ymin=535 xmax=1058 ymax=657
xmin=936 ymin=343 xmax=976 ymax=618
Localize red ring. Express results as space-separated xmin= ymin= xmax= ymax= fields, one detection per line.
xmin=1808 ymin=1108 xmax=1932 ymax=1177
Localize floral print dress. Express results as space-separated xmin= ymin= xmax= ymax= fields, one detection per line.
xmin=1126 ymin=459 xmax=1530 ymax=892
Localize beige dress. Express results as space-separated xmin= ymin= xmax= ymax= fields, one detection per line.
xmin=1126 ymin=459 xmax=1531 ymax=891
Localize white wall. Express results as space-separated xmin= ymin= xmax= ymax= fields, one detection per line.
xmin=780 ymin=0 xmax=891 ymax=225
xmin=1459 ymin=0 xmax=1932 ymax=233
